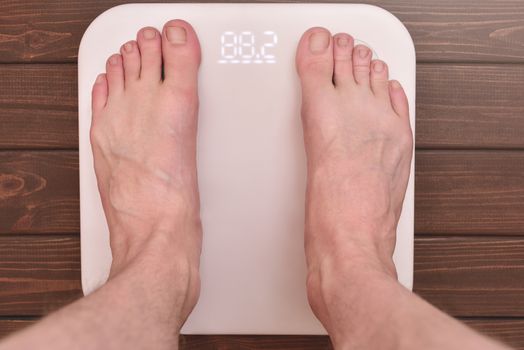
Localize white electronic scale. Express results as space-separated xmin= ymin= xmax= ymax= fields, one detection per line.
xmin=79 ymin=3 xmax=415 ymax=335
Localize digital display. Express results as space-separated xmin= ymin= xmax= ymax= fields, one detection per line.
xmin=218 ymin=31 xmax=278 ymax=64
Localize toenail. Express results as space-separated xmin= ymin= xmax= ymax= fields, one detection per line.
xmin=124 ymin=42 xmax=133 ymax=53
xmin=143 ymin=28 xmax=156 ymax=39
xmin=95 ymin=74 xmax=105 ymax=84
xmin=391 ymin=80 xmax=401 ymax=89
xmin=359 ymin=47 xmax=369 ymax=58
xmin=309 ymin=31 xmax=330 ymax=54
xmin=167 ymin=26 xmax=187 ymax=44
xmin=374 ymin=61 xmax=384 ymax=73
xmin=337 ymin=36 xmax=349 ymax=47
xmin=109 ymin=55 xmax=119 ymax=65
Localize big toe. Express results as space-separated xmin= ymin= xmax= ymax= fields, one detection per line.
xmin=162 ymin=19 xmax=201 ymax=91
xmin=296 ymin=27 xmax=334 ymax=93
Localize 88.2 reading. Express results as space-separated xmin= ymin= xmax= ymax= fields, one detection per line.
xmin=218 ymin=31 xmax=278 ymax=64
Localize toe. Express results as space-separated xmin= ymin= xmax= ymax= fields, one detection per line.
xmin=296 ymin=27 xmax=334 ymax=91
xmin=333 ymin=33 xmax=355 ymax=87
xmin=370 ymin=60 xmax=389 ymax=98
xmin=120 ymin=40 xmax=140 ymax=84
xmin=389 ymin=80 xmax=409 ymax=119
xmin=137 ymin=27 xmax=162 ymax=83
xmin=161 ymin=20 xmax=201 ymax=91
xmin=106 ymin=54 xmax=124 ymax=95
xmin=352 ymin=45 xmax=372 ymax=86
xmin=91 ymin=74 xmax=108 ymax=115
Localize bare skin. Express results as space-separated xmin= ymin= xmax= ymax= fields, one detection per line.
xmin=0 ymin=22 xmax=512 ymax=350
xmin=295 ymin=27 xmax=509 ymax=350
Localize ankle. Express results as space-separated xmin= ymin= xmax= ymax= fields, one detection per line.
xmin=306 ymin=242 xmax=399 ymax=334
xmin=108 ymin=238 xmax=201 ymax=329
xmin=307 ymin=259 xmax=403 ymax=348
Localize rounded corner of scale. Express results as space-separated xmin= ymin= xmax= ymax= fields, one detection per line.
xmin=78 ymin=4 xmax=136 ymax=60
xmin=405 ymin=278 xmax=414 ymax=291
xmin=80 ymin=273 xmax=92 ymax=297
xmin=80 ymin=270 xmax=104 ymax=297
xmin=363 ymin=5 xmax=416 ymax=59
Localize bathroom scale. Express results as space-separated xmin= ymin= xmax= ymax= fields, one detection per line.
xmin=79 ymin=3 xmax=415 ymax=335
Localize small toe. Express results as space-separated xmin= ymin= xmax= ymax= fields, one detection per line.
xmin=389 ymin=80 xmax=409 ymax=119
xmin=137 ymin=27 xmax=162 ymax=83
xmin=162 ymin=19 xmax=201 ymax=91
xmin=370 ymin=60 xmax=389 ymax=98
xmin=352 ymin=45 xmax=372 ymax=86
xmin=333 ymin=33 xmax=355 ymax=87
xmin=91 ymin=74 xmax=108 ymax=116
xmin=106 ymin=54 xmax=124 ymax=95
xmin=296 ymin=27 xmax=334 ymax=92
xmin=120 ymin=40 xmax=141 ymax=84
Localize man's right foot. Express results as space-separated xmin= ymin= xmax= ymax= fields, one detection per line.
xmin=90 ymin=20 xmax=203 ymax=336
xmin=296 ymin=27 xmax=413 ymax=345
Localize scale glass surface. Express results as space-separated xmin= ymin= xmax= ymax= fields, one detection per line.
xmin=78 ymin=3 xmax=415 ymax=335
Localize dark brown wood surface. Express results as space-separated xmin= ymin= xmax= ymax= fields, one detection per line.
xmin=1 ymin=0 xmax=524 ymax=349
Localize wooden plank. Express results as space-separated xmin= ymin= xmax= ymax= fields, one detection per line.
xmin=0 ymin=0 xmax=523 ymax=63
xmin=180 ymin=335 xmax=332 ymax=349
xmin=414 ymin=237 xmax=524 ymax=317
xmin=416 ymin=64 xmax=524 ymax=149
xmin=1 ymin=64 xmax=524 ymax=150
xmin=0 ymin=236 xmax=81 ymax=316
xmin=0 ymin=319 xmax=522 ymax=349
xmin=0 ymin=152 xmax=79 ymax=234
xmin=415 ymin=150 xmax=524 ymax=235
xmin=464 ymin=319 xmax=524 ymax=350
xmin=1 ymin=235 xmax=524 ymax=317
xmin=0 ymin=65 xmax=77 ymax=149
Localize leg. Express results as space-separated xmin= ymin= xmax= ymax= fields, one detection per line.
xmin=0 ymin=20 xmax=202 ymax=350
xmin=296 ymin=28 xmax=511 ymax=350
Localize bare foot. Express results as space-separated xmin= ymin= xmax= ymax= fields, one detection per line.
xmin=296 ymin=28 xmax=413 ymax=346
xmin=90 ymin=20 xmax=202 ymax=333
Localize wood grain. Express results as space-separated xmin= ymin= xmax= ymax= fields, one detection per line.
xmin=0 ymin=236 xmax=81 ymax=316
xmin=415 ymin=150 xmax=524 ymax=235
xmin=0 ymin=152 xmax=79 ymax=234
xmin=1 ymin=320 xmax=524 ymax=349
xmin=414 ymin=237 xmax=524 ymax=317
xmin=0 ymin=64 xmax=77 ymax=149
xmin=464 ymin=318 xmax=524 ymax=350
xmin=1 ymin=64 xmax=524 ymax=150
xmin=416 ymin=64 xmax=524 ymax=149
xmin=0 ymin=0 xmax=523 ymax=63
xmin=180 ymin=335 xmax=332 ymax=349
xmin=1 ymin=234 xmax=524 ymax=317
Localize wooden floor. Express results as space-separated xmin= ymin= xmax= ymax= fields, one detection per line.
xmin=1 ymin=0 xmax=524 ymax=348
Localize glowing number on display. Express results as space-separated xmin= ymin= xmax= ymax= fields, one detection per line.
xmin=218 ymin=31 xmax=278 ymax=64
xmin=221 ymin=32 xmax=237 ymax=59
xmin=260 ymin=31 xmax=277 ymax=60
xmin=239 ymin=31 xmax=255 ymax=59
